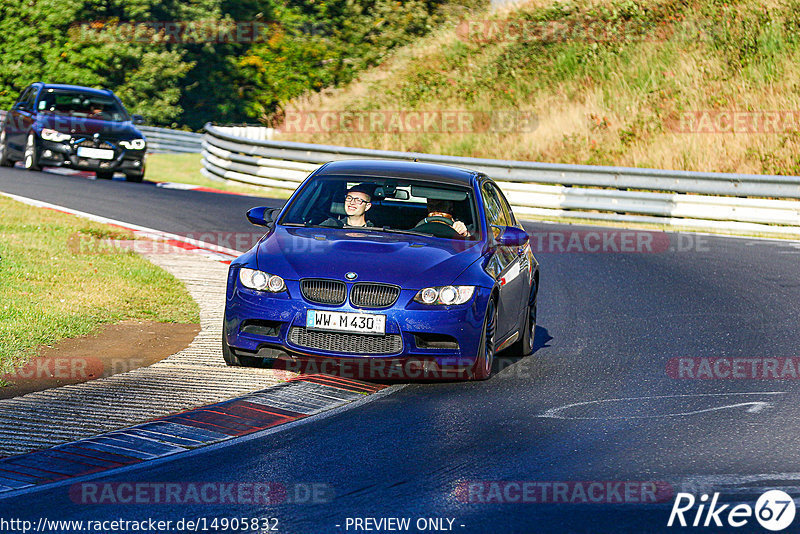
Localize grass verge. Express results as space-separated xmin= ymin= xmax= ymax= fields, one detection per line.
xmin=0 ymin=196 xmax=200 ymax=380
xmin=145 ymin=153 xmax=294 ymax=199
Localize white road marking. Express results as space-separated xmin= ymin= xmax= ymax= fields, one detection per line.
xmin=0 ymin=191 xmax=240 ymax=259
xmin=539 ymin=392 xmax=787 ymax=420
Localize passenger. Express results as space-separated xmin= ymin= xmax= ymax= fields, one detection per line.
xmin=88 ymin=102 xmax=105 ymax=118
xmin=414 ymin=199 xmax=469 ymax=238
xmin=321 ymin=184 xmax=374 ymax=228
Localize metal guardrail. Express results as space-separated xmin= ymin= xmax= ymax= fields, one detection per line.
xmin=203 ymin=123 xmax=800 ymax=236
xmin=138 ymin=126 xmax=202 ymax=154
xmin=0 ymin=110 xmax=202 ymax=154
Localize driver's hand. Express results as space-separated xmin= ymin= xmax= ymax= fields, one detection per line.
xmin=453 ymin=220 xmax=468 ymax=236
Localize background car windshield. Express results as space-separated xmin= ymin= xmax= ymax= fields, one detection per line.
xmin=280 ymin=175 xmax=480 ymax=239
xmin=37 ymin=90 xmax=129 ymax=121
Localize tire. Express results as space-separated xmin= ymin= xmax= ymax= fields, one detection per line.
xmin=222 ymin=329 xmax=260 ymax=367
xmin=0 ymin=130 xmax=15 ymax=167
xmin=471 ymin=298 xmax=497 ymax=380
xmin=124 ymin=172 xmax=144 ymax=183
xmin=95 ymin=171 xmax=115 ymax=180
xmin=508 ymin=281 xmax=538 ymax=358
xmin=23 ymin=133 xmax=40 ymax=171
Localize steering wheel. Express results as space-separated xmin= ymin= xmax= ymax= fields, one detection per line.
xmin=415 ymin=216 xmax=453 ymax=227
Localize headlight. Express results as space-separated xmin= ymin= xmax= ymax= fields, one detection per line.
xmin=414 ymin=285 xmax=475 ymax=305
xmin=119 ymin=138 xmax=146 ymax=150
xmin=41 ymin=128 xmax=71 ymax=142
xmin=239 ymin=268 xmax=286 ymax=292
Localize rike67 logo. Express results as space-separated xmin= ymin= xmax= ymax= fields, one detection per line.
xmin=668 ymin=490 xmax=796 ymax=531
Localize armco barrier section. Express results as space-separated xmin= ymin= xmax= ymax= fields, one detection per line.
xmin=138 ymin=126 xmax=202 ymax=153
xmin=0 ymin=110 xmax=201 ymax=154
xmin=202 ymin=123 xmax=800 ymax=236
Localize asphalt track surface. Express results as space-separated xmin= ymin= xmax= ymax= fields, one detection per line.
xmin=2 ymin=167 xmax=800 ymax=533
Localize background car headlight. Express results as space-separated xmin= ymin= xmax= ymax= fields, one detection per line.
xmin=120 ymin=138 xmax=146 ymax=150
xmin=41 ymin=128 xmax=70 ymax=142
xmin=239 ymin=268 xmax=285 ymax=292
xmin=414 ymin=285 xmax=475 ymax=305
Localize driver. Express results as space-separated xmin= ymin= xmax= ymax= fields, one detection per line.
xmin=414 ymin=199 xmax=469 ymax=238
xmin=320 ymin=183 xmax=374 ymax=228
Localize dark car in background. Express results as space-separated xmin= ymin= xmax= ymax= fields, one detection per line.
xmin=0 ymin=83 xmax=147 ymax=181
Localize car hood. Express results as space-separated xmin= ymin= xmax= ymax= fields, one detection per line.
xmin=36 ymin=114 xmax=141 ymax=139
xmin=257 ymin=227 xmax=484 ymax=288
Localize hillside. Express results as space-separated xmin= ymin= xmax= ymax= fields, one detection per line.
xmin=277 ymin=0 xmax=800 ymax=176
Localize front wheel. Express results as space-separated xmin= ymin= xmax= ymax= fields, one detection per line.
xmin=0 ymin=130 xmax=15 ymax=167
xmin=471 ymin=298 xmax=497 ymax=380
xmin=509 ymin=287 xmax=537 ymax=358
xmin=124 ymin=172 xmax=144 ymax=183
xmin=23 ymin=133 xmax=40 ymax=171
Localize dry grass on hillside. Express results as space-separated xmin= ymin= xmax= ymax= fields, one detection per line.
xmin=278 ymin=0 xmax=800 ymax=176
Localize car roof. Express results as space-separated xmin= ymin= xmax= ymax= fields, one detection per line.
xmin=34 ymin=83 xmax=113 ymax=96
xmin=314 ymin=159 xmax=480 ymax=186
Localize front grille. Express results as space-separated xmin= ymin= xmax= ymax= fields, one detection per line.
xmin=300 ymin=279 xmax=346 ymax=305
xmin=289 ymin=327 xmax=402 ymax=355
xmin=350 ymin=283 xmax=400 ymax=308
xmin=75 ymin=138 xmax=117 ymax=149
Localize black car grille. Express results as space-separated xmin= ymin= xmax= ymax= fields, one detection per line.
xmin=300 ymin=279 xmax=346 ymax=305
xmin=74 ymin=138 xmax=117 ymax=150
xmin=289 ymin=327 xmax=402 ymax=355
xmin=350 ymin=283 xmax=400 ymax=308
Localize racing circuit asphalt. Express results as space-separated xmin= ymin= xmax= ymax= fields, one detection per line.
xmin=2 ymin=167 xmax=800 ymax=533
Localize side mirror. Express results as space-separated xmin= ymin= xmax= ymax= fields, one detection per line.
xmin=495 ymin=226 xmax=529 ymax=247
xmin=247 ymin=206 xmax=279 ymax=227
xmin=131 ymin=114 xmax=145 ymax=125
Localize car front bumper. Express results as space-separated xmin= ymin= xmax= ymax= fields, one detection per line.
xmin=37 ymin=138 xmax=145 ymax=174
xmin=224 ymin=274 xmax=492 ymax=375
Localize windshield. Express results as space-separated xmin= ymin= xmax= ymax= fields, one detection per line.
xmin=36 ymin=90 xmax=129 ymax=122
xmin=279 ymin=175 xmax=481 ymax=240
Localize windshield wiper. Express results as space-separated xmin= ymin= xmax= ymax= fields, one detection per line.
xmin=380 ymin=227 xmax=434 ymax=237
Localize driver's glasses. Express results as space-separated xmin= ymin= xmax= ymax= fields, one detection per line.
xmin=345 ymin=195 xmax=368 ymax=206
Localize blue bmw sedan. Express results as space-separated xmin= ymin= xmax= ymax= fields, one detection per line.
xmin=223 ymin=159 xmax=539 ymax=380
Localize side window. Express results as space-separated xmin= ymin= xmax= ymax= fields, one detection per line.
xmin=26 ymin=87 xmax=38 ymax=110
xmin=482 ymin=182 xmax=511 ymax=229
xmin=15 ymin=88 xmax=31 ymax=110
xmin=493 ymin=184 xmax=517 ymax=226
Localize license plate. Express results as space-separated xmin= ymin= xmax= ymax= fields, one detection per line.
xmin=77 ymin=147 xmax=114 ymax=160
xmin=306 ymin=310 xmax=386 ymax=335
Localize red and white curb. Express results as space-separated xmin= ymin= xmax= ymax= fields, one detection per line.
xmin=0 ymin=375 xmax=391 ymax=496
